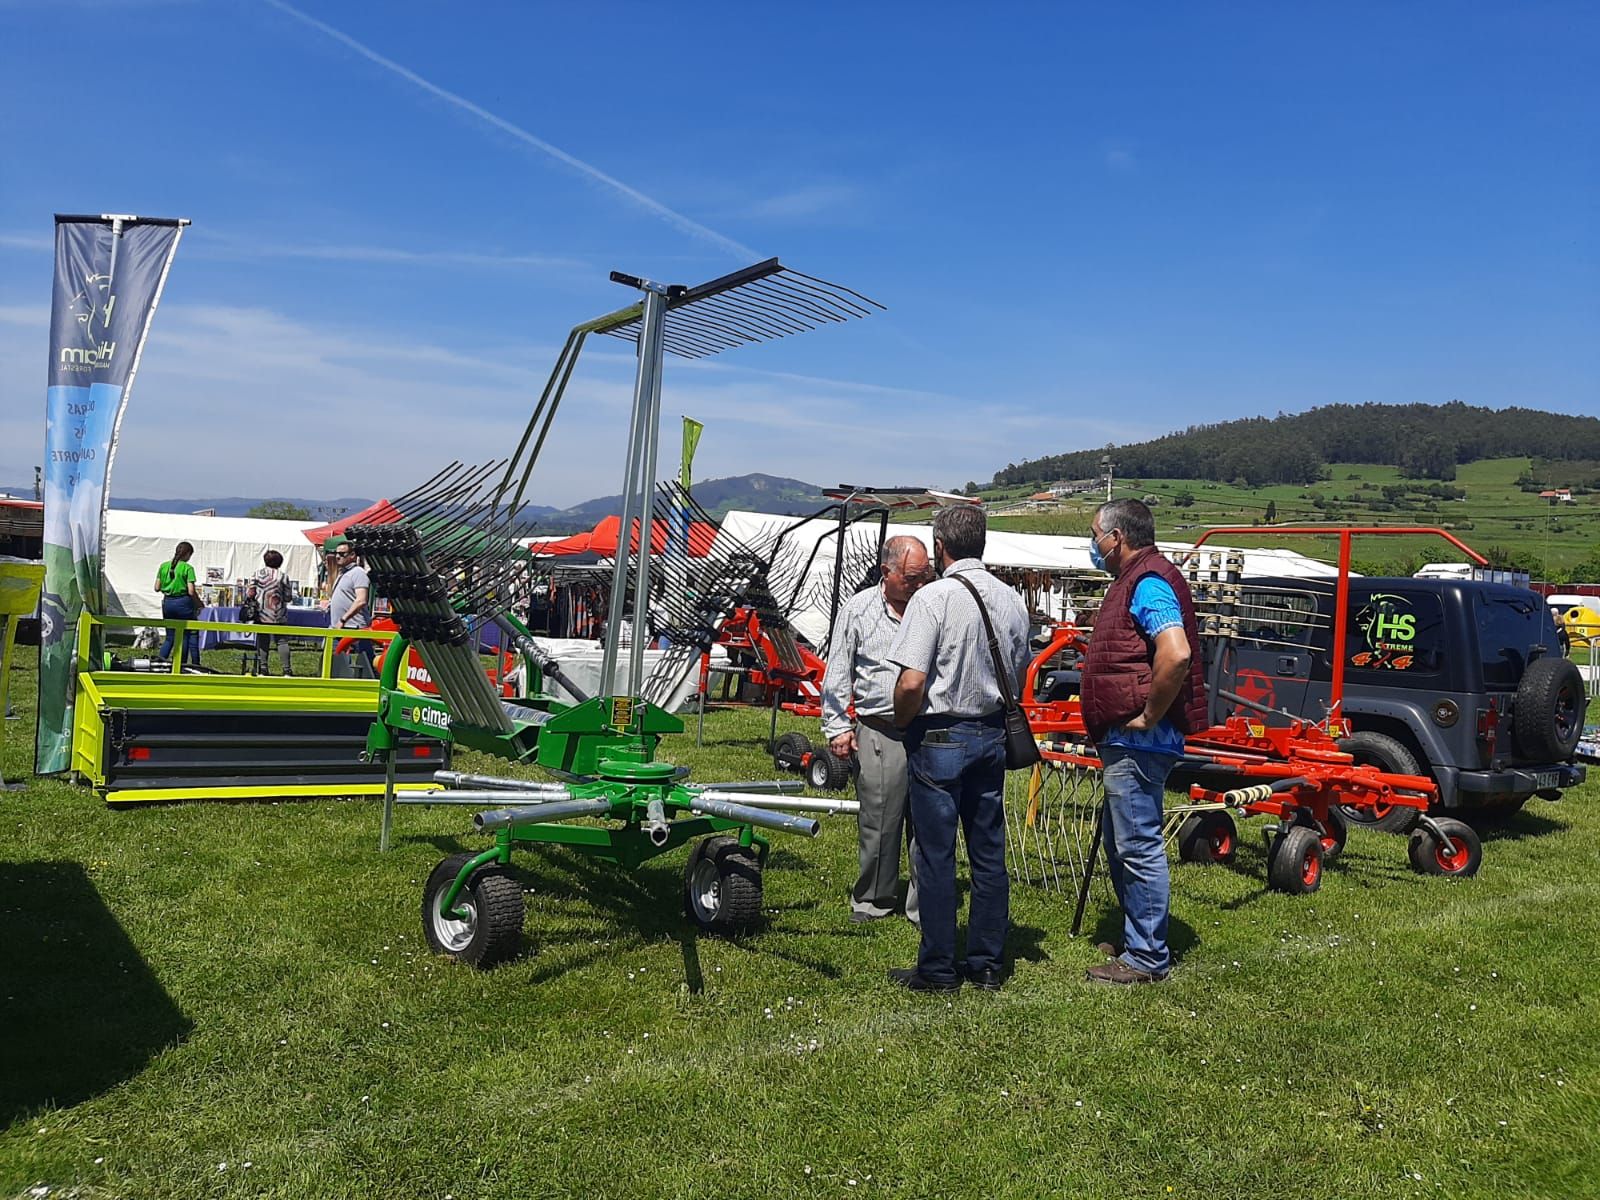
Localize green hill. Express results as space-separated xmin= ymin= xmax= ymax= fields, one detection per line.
xmin=986 ymin=457 xmax=1600 ymax=581
xmin=990 ymin=401 xmax=1600 ymax=489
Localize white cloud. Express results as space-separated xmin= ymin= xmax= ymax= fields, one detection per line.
xmin=0 ymin=300 xmax=1124 ymax=505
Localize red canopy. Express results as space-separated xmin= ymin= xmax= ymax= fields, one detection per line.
xmin=527 ymin=515 xmax=716 ymax=558
xmin=302 ymin=499 xmax=403 ymax=547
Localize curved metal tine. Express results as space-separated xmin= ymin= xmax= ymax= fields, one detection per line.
xmin=668 ymin=305 xmax=783 ymax=350
xmin=696 ymin=289 xmax=814 ymax=337
xmin=746 ymin=277 xmax=851 ymax=326
xmin=762 ymin=272 xmax=872 ymax=321
xmin=685 ymin=292 xmax=808 ymax=340
xmin=393 ymin=460 xmax=474 ymax=521
xmin=708 ymin=285 xmax=824 ymax=333
xmin=404 ymin=460 xmax=500 ymax=528
xmin=778 ymin=266 xmax=887 ymax=314
xmin=659 ymin=325 xmax=729 ymax=358
xmin=671 ymin=292 xmax=785 ymax=339
xmin=661 ymin=327 xmax=743 ymax=360
xmin=387 ymin=460 xmax=467 ymax=516
xmin=662 ymin=312 xmax=751 ymax=352
xmin=768 ymin=273 xmax=876 ymax=321
xmin=748 ymin=279 xmax=859 ymax=331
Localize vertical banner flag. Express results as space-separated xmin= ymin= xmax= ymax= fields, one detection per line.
xmin=37 ymin=214 xmax=187 ymax=773
xmin=680 ymin=416 xmax=703 ymax=490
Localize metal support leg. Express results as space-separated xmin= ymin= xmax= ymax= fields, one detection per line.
xmin=380 ymin=749 xmax=397 ymax=852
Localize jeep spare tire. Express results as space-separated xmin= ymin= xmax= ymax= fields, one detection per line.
xmin=1336 ymin=730 xmax=1425 ymax=834
xmin=1512 ymin=656 xmax=1584 ymax=762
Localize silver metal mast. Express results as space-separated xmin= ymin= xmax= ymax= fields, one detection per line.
xmin=599 ymin=283 xmax=669 ymax=696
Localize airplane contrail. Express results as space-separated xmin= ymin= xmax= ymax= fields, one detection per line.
xmin=259 ymin=0 xmax=760 ymax=261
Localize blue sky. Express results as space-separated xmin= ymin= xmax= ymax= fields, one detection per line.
xmin=1 ymin=0 xmax=1595 ymax=506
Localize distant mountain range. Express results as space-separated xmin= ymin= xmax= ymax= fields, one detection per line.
xmin=1 ymin=473 xmax=836 ymax=532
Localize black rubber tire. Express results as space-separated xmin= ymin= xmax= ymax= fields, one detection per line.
xmin=773 ymin=731 xmax=812 ymax=770
xmin=421 ymin=854 xmax=524 ymax=968
xmin=1266 ymin=825 xmax=1324 ymax=895
xmin=1512 ymin=656 xmax=1585 ymax=762
xmin=1407 ymin=817 xmax=1483 ymax=878
xmin=684 ymin=835 xmax=764 ymax=934
xmin=806 ymin=745 xmax=853 ymax=791
xmin=1313 ymin=806 xmax=1348 ymax=863
xmin=1177 ymin=811 xmax=1238 ymax=865
xmin=1336 ymin=731 xmax=1426 ymax=834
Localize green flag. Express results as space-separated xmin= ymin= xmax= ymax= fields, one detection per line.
xmin=680 ymin=416 xmax=704 ymax=490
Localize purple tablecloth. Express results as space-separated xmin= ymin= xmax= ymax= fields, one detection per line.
xmin=197 ymin=605 xmax=331 ymax=650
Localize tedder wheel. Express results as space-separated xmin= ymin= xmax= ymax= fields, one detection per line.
xmin=1336 ymin=731 xmax=1425 ymax=835
xmin=684 ymin=835 xmax=764 ymax=934
xmin=806 ymin=745 xmax=853 ymax=791
xmin=772 ymin=731 xmax=812 ymax=771
xmin=1266 ymin=826 xmax=1324 ymax=895
xmin=1407 ymin=817 xmax=1483 ymax=878
xmin=1177 ymin=810 xmax=1238 ymax=865
xmin=421 ymin=853 xmax=525 ymax=968
xmin=1313 ymin=806 xmax=1348 ymax=863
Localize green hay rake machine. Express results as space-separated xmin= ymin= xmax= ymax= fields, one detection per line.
xmin=355 ymin=259 xmax=879 ymax=965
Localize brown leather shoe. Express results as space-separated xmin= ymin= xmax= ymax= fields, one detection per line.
xmin=1086 ymin=959 xmax=1168 ymax=985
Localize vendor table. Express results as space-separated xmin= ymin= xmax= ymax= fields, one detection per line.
xmin=197 ymin=605 xmax=330 ymax=650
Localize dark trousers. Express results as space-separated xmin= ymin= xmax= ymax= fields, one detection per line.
xmin=255 ymin=629 xmax=294 ymax=675
xmin=160 ymin=594 xmax=199 ymax=666
xmin=906 ymin=715 xmax=1009 ymax=984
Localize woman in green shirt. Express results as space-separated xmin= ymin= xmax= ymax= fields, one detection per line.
xmin=155 ymin=541 xmax=201 ymax=666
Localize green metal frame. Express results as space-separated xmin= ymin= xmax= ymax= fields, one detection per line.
xmin=69 ymin=612 xmax=441 ymax=804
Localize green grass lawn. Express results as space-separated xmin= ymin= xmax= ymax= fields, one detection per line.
xmin=989 ymin=458 xmax=1600 ymax=577
xmin=2 ymin=652 xmax=1598 ymax=1199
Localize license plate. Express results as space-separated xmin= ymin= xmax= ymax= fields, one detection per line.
xmin=1532 ymin=770 xmax=1560 ymax=790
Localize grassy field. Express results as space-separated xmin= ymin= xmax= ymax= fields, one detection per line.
xmin=987 ymin=458 xmax=1600 ymax=577
xmin=2 ymin=651 xmax=1599 ymax=1199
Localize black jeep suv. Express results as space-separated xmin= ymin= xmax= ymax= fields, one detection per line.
xmin=1215 ymin=576 xmax=1587 ymax=829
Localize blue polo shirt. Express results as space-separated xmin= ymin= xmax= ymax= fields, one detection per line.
xmin=1099 ymin=575 xmax=1186 ymax=757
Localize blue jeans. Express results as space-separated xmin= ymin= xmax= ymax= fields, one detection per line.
xmin=1100 ymin=745 xmax=1177 ymax=975
xmin=160 ymin=594 xmax=200 ymax=666
xmin=906 ymin=716 xmax=1009 ymax=984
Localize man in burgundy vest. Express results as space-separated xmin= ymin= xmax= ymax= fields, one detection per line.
xmin=1081 ymin=499 xmax=1206 ymax=984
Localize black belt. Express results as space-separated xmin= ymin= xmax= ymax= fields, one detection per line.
xmin=911 ymin=711 xmax=1004 ymax=731
xmin=857 ymin=714 xmax=902 ymax=738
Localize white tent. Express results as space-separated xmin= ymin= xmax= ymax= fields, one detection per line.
xmin=714 ymin=510 xmax=1344 ymax=647
xmin=103 ymin=509 xmax=321 ymax=619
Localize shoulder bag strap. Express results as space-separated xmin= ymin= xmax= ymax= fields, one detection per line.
xmin=949 ymin=573 xmax=1018 ymax=711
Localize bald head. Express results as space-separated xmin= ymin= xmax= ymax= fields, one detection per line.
xmin=880 ymin=535 xmax=933 ymax=607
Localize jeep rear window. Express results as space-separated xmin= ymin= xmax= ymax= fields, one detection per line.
xmin=1477 ymin=592 xmax=1554 ymax=688
xmin=1238 ymin=588 xmax=1321 ymax=648
xmin=1346 ymin=590 xmax=1444 ymax=674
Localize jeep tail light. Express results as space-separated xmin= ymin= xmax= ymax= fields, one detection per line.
xmin=1476 ymin=705 xmax=1498 ymax=760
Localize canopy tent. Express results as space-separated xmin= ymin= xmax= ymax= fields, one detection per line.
xmin=103 ymin=509 xmax=321 ymax=620
xmin=528 ymin=515 xmax=717 ymax=559
xmin=302 ymin=499 xmax=402 ymax=548
xmin=714 ymin=510 xmax=1347 ymax=648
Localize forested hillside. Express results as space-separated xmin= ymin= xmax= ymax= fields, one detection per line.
xmin=991 ymin=402 xmax=1600 ymax=488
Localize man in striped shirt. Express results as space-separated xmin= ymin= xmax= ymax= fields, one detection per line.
xmin=821 ymin=535 xmax=934 ymax=925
